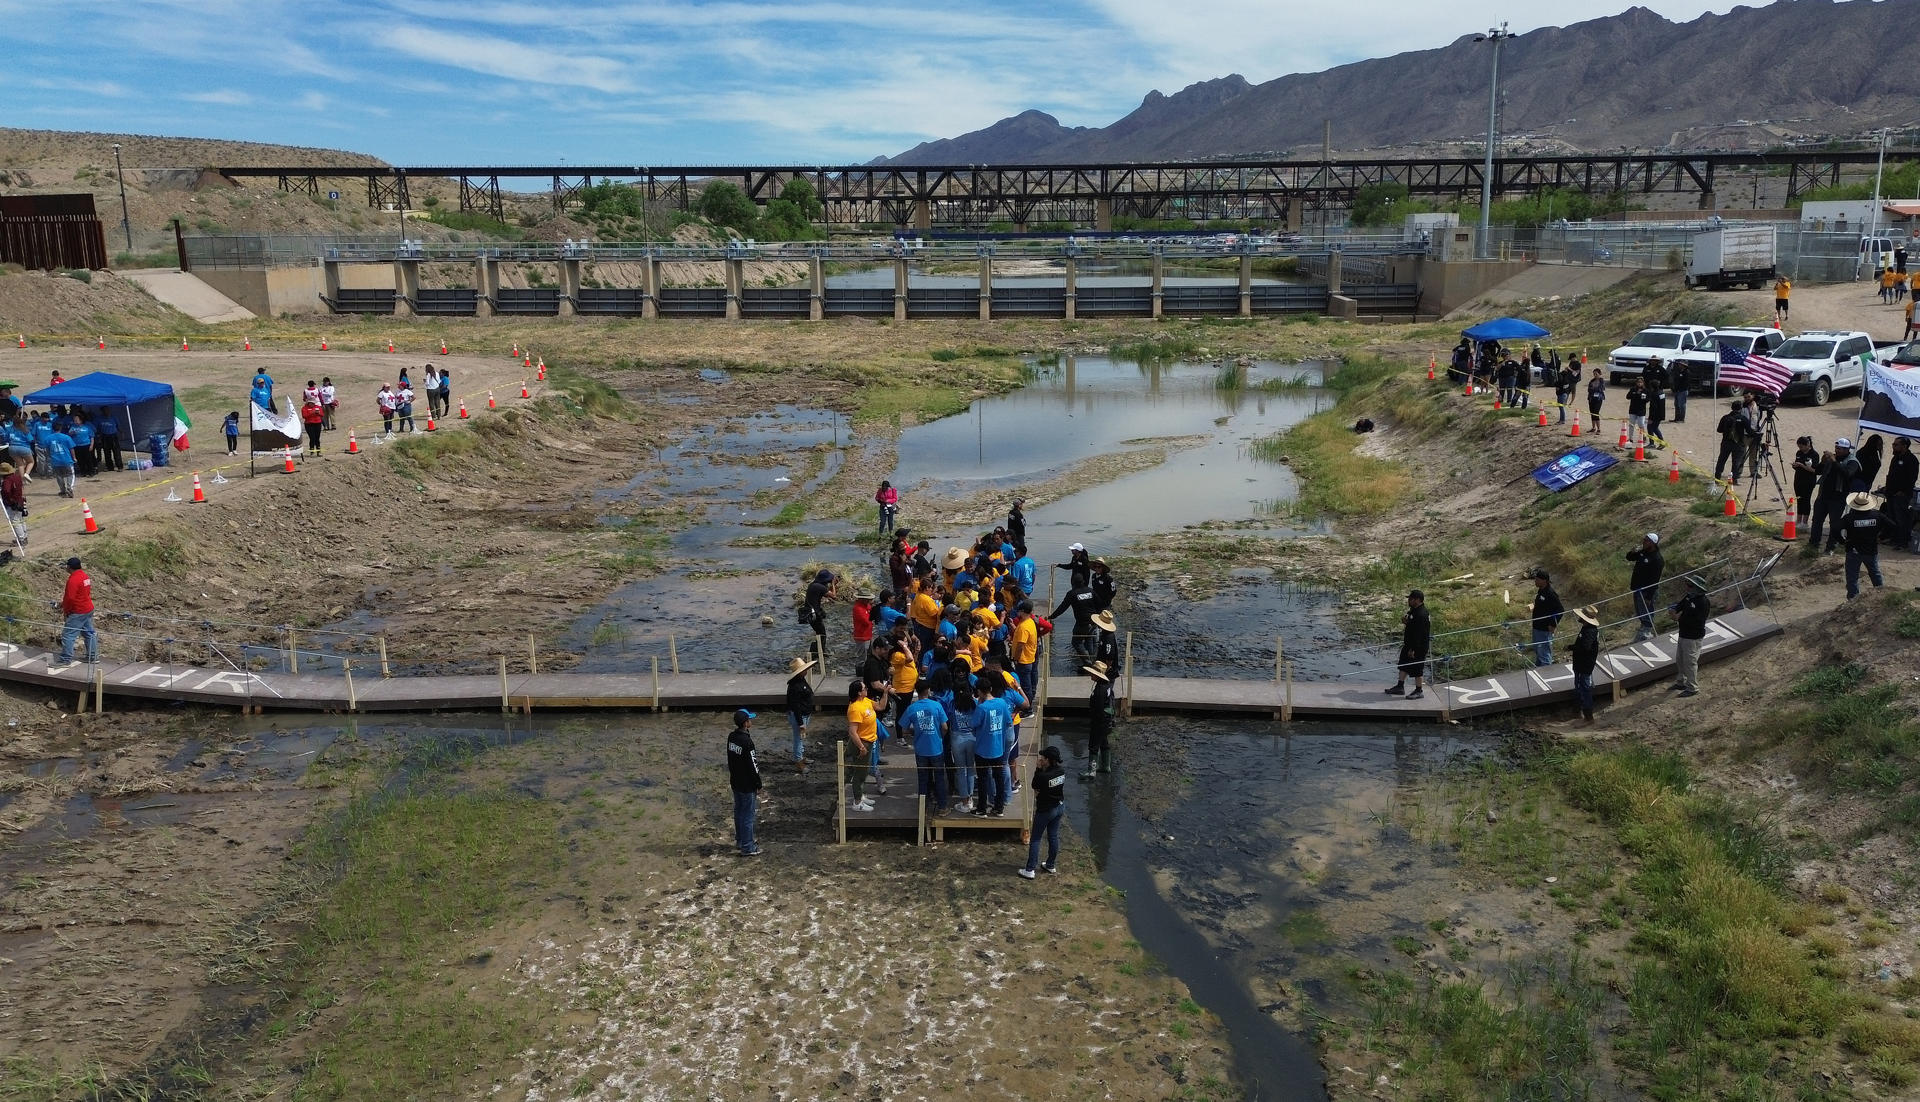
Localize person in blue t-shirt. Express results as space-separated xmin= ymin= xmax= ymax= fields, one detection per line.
xmin=970 ymin=682 xmax=1014 ymax=817
xmin=45 ymin=430 xmax=76 ymax=498
xmin=899 ymin=684 xmax=950 ymax=814
xmin=30 ymin=417 xmax=54 ymax=481
xmin=250 ymin=370 xmax=275 ymax=412
xmin=93 ymin=408 xmax=123 ymax=472
xmin=4 ymin=422 xmax=32 ymax=482
xmin=1012 ymin=552 xmax=1037 ymax=596
xmin=66 ymin=415 xmax=95 ymax=478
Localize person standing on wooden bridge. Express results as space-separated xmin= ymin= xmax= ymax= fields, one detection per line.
xmin=1083 ymin=661 xmax=1115 ymax=779
xmin=1669 ymin=577 xmax=1711 ymax=698
xmin=845 ymin=681 xmax=879 ymax=812
xmin=49 ymin=557 xmax=95 ymax=670
xmin=1384 ymin=590 xmax=1430 ymax=700
xmin=784 ymin=656 xmax=815 ymax=774
xmin=726 ymin=709 xmax=763 ymax=857
xmin=1571 ymin=606 xmax=1602 ymax=725
xmin=1528 ymin=569 xmax=1565 ymax=667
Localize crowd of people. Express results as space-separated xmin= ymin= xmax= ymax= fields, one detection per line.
xmin=243 ymin=364 xmax=456 ymax=456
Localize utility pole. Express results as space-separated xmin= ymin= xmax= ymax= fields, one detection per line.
xmin=1862 ymin=127 xmax=1888 ymax=280
xmin=110 ymin=142 xmax=133 ymax=253
xmin=1474 ymin=22 xmax=1512 ymax=260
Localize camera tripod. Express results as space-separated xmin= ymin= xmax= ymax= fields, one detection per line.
xmin=1743 ymin=404 xmax=1790 ymax=509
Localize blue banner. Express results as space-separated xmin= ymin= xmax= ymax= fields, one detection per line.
xmin=1532 ymin=446 xmax=1619 ymax=492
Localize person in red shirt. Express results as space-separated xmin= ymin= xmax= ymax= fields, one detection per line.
xmin=52 ymin=556 xmax=95 ymax=667
xmin=300 ymin=400 xmax=325 ymax=456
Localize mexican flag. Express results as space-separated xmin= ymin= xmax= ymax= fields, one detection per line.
xmin=172 ymin=395 xmax=191 ymax=450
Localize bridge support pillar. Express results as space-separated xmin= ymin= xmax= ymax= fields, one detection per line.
xmin=1326 ymin=250 xmax=1343 ymax=297
xmin=558 ymin=258 xmax=580 ymax=318
xmin=912 ymin=200 xmax=932 ymax=233
xmin=1699 ymin=189 xmax=1716 ymax=211
xmin=809 ymin=254 xmax=824 ymax=321
xmin=322 ymin=260 xmax=342 ymax=309
xmin=393 ymin=259 xmax=419 ymax=318
xmin=1063 ymin=257 xmax=1077 ymax=320
xmin=473 ymin=257 xmax=495 ymax=318
xmin=641 ymin=256 xmax=659 ymax=320
xmin=1094 ymin=198 xmax=1113 ymax=233
xmin=1150 ymin=252 xmax=1164 ymax=318
xmin=893 ymin=258 xmax=909 ymax=321
xmin=979 ymin=256 xmax=992 ymax=321
xmin=725 ymin=258 xmax=744 ymax=321
xmin=1285 ymin=202 xmax=1304 ymax=231
xmin=1238 ymin=254 xmax=1252 ymax=317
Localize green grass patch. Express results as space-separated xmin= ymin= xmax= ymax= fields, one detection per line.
xmin=82 ymin=531 xmax=189 ymax=583
xmin=729 ymin=530 xmax=832 ymax=549
xmin=388 ymin=426 xmax=486 ymax=474
xmin=422 ymin=209 xmax=522 ymax=238
xmin=853 ymin=383 xmax=971 ymax=424
xmin=286 ymin=781 xmax=560 ymax=1101
xmin=545 ymin=364 xmax=634 ymax=421
xmin=1107 ymin=333 xmax=1205 ymax=364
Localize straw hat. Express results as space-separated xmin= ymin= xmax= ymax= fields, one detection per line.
xmin=942 ymin=547 xmax=967 ymax=570
xmin=1574 ymin=606 xmax=1600 ymax=627
xmin=0 ymin=463 xmax=13 ymax=476
xmin=787 ymin=656 xmax=816 ymax=676
xmin=1091 ymin=610 xmax=1116 ymax=632
xmin=1085 ymin=661 xmax=1112 ymax=682
xmin=1847 ymin=491 xmax=1874 ymax=511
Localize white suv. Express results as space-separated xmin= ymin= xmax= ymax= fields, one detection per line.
xmin=1607 ymin=324 xmax=1719 ymax=385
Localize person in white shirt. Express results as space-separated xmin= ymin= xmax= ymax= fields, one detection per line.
xmin=319 ymin=377 xmax=337 ymax=430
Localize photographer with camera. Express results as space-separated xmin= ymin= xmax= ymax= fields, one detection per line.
xmin=1713 ymin=400 xmax=1748 ymax=482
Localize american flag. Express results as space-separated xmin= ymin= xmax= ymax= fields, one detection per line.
xmin=1717 ymin=342 xmax=1791 ymax=396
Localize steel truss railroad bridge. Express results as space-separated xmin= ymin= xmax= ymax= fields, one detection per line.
xmin=220 ymin=149 xmax=1920 ymax=231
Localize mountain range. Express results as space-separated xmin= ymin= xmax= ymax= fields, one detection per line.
xmin=891 ymin=0 xmax=1920 ymax=164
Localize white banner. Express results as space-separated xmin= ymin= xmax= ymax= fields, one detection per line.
xmin=1860 ymin=364 xmax=1920 ymax=439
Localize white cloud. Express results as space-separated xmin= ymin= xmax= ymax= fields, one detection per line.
xmin=296 ymin=91 xmax=331 ymax=111
xmin=377 ymin=22 xmax=635 ymax=93
xmin=183 ymin=89 xmax=251 ymax=106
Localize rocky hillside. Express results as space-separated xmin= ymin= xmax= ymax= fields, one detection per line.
xmin=893 ymin=0 xmax=1920 ymax=163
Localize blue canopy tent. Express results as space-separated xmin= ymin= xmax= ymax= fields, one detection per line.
xmin=23 ymin=372 xmax=178 ymax=466
xmin=1461 ymin=317 xmax=1551 ymax=341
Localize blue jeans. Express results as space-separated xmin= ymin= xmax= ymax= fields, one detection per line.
xmin=787 ymin=711 xmax=807 ymax=763
xmin=879 ymin=504 xmax=897 ymax=535
xmin=950 ymin=734 xmax=976 ymax=799
xmin=732 ymin=790 xmax=758 ymax=854
xmin=976 ymin=754 xmax=1009 ymax=811
xmin=59 ymin=612 xmax=96 ymax=663
xmin=1633 ymin=588 xmax=1656 ymax=638
xmin=916 ymin=753 xmax=949 ymax=810
xmin=1846 ymin=548 xmax=1884 ymax=599
xmin=1531 ymin=628 xmax=1554 ymax=667
xmin=1573 ymin=669 xmax=1595 ymax=718
xmin=1015 ymin=660 xmax=1037 ymax=701
xmin=1026 ymin=803 xmax=1063 ymax=872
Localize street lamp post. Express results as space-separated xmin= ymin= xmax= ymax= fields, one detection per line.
xmin=110 ymin=142 xmax=133 ymax=253
xmin=1474 ymin=23 xmax=1512 ymax=260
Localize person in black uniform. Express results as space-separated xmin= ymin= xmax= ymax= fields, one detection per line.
xmin=1625 ymin=532 xmax=1664 ymax=643
xmin=1384 ymin=589 xmax=1430 ymax=700
xmin=1882 ymin=436 xmax=1916 ymax=549
xmin=1088 ymin=559 xmax=1116 ymax=612
xmin=1050 ymin=574 xmax=1099 ymax=659
xmin=1083 ymin=660 xmax=1115 ymax=778
xmin=1554 ymin=357 xmax=1579 ymax=425
xmin=1669 ymin=578 xmax=1710 ymax=697
xmin=1089 ymin=609 xmax=1118 ymax=673
xmin=1018 ymin=745 xmax=1066 ymax=879
xmin=726 ymin=709 xmax=764 ymax=857
xmin=1669 ymin=359 xmax=1690 ymax=423
xmin=1527 ymin=569 xmax=1565 ymax=667
xmin=1644 ymin=358 xmax=1668 ymax=446
xmin=1007 ymin=498 xmax=1027 ymax=557
xmin=1790 ymin=435 xmax=1819 ymax=533
xmin=1570 ymin=606 xmax=1602 ymax=724
xmin=1715 ymin=401 xmax=1750 ymax=482
xmin=1055 ymin=543 xmax=1091 ymax=592
xmin=803 ymin=569 xmax=836 ymax=650
xmin=784 ymin=656 xmax=815 ymax=773
xmin=1842 ymin=491 xmax=1887 ymax=599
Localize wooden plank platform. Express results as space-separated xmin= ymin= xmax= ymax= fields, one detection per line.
xmin=838 ymin=753 xmax=1036 ymax=844
xmin=0 ymin=610 xmax=1779 ymax=722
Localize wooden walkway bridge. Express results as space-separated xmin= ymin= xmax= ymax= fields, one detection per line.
xmin=0 ymin=610 xmax=1777 ymax=722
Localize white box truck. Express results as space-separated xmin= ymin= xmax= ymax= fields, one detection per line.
xmin=1686 ymin=225 xmax=1776 ymax=290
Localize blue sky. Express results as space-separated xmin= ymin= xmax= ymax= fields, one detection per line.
xmin=4 ymin=0 xmax=1751 ymax=164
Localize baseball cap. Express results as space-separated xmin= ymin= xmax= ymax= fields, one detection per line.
xmin=1836 ymin=437 xmax=1853 ymax=449
xmin=65 ymin=556 xmax=81 ymax=569
xmin=733 ymin=709 xmax=755 ymax=725
xmin=1067 ymin=542 xmax=1085 ymax=552
xmin=1645 ymin=532 xmax=1660 ymax=545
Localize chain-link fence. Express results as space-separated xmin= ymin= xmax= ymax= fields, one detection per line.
xmin=1484 ymin=220 xmax=1908 ymax=284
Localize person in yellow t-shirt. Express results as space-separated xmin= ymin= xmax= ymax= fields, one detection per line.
xmin=1908 ymin=268 xmax=1919 ymax=302
xmin=888 ymin=641 xmax=919 ymax=720
xmin=1010 ymin=602 xmax=1040 ymax=699
xmin=909 ymin=586 xmax=942 ymax=649
xmin=1774 ymin=276 xmax=1791 ymax=321
xmin=845 ymin=681 xmax=878 ymax=810
xmin=1907 ymin=295 xmax=1918 ymax=341
xmin=1882 ymin=265 xmax=1899 ymax=303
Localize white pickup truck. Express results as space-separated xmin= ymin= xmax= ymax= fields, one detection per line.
xmin=1606 ymin=324 xmax=1721 ymax=385
xmin=1772 ymin=330 xmax=1903 ymax=405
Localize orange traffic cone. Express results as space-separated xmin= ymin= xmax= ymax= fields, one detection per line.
xmin=1668 ymin=450 xmax=1681 ymax=483
xmin=243 ymin=336 xmax=252 ymax=351
xmin=97 ymin=336 xmax=105 ymax=351
xmin=79 ymin=499 xmax=99 ymax=534
xmin=320 ymin=336 xmax=330 ymax=351
xmin=283 ymin=447 xmax=296 ymax=474
xmin=1427 ymin=355 xmax=1436 ymax=381
xmin=1773 ymin=318 xmax=1781 ymax=330
xmin=181 ymin=337 xmax=190 ymax=352
xmin=511 ymin=341 xmax=520 ymax=360
xmin=425 ymin=412 xmax=437 ymax=432
xmin=523 ymin=353 xmax=532 ymax=369
xmin=1537 ymin=406 xmax=1548 ymax=426
xmin=1570 ymin=411 xmax=1582 ymax=437
xmin=1463 ymin=377 xmax=1473 ymax=397
xmin=1633 ymin=440 xmax=1646 ymax=463
xmin=1723 ymin=484 xmax=1738 ymax=517
xmin=190 ymin=472 xmax=206 ymax=503
xmin=386 ymin=338 xmax=395 ymax=353
xmin=1580 ymin=349 xmax=1588 ymax=365
xmin=537 ymin=359 xmax=546 ymax=380
xmin=439 ymin=338 xmax=449 ymax=355
xmin=1494 ymin=394 xmax=1502 ymax=410
xmin=1618 ymin=420 xmax=1630 ymax=449
xmin=1783 ymin=499 xmax=1798 ymax=540
xmin=15 ymin=335 xmax=23 ymax=349
xmin=458 ymin=399 xmax=469 ymax=419
xmin=520 ymin=381 xmax=530 ymax=399
xmin=487 ymin=389 xmax=497 ymax=410
xmin=347 ymin=430 xmax=360 ymax=454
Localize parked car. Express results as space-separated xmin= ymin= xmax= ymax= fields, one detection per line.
xmin=1705 ymin=326 xmax=1788 ymax=395
xmin=1606 ymin=324 xmax=1720 ymax=385
xmin=1771 ymin=330 xmax=1902 ymax=405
